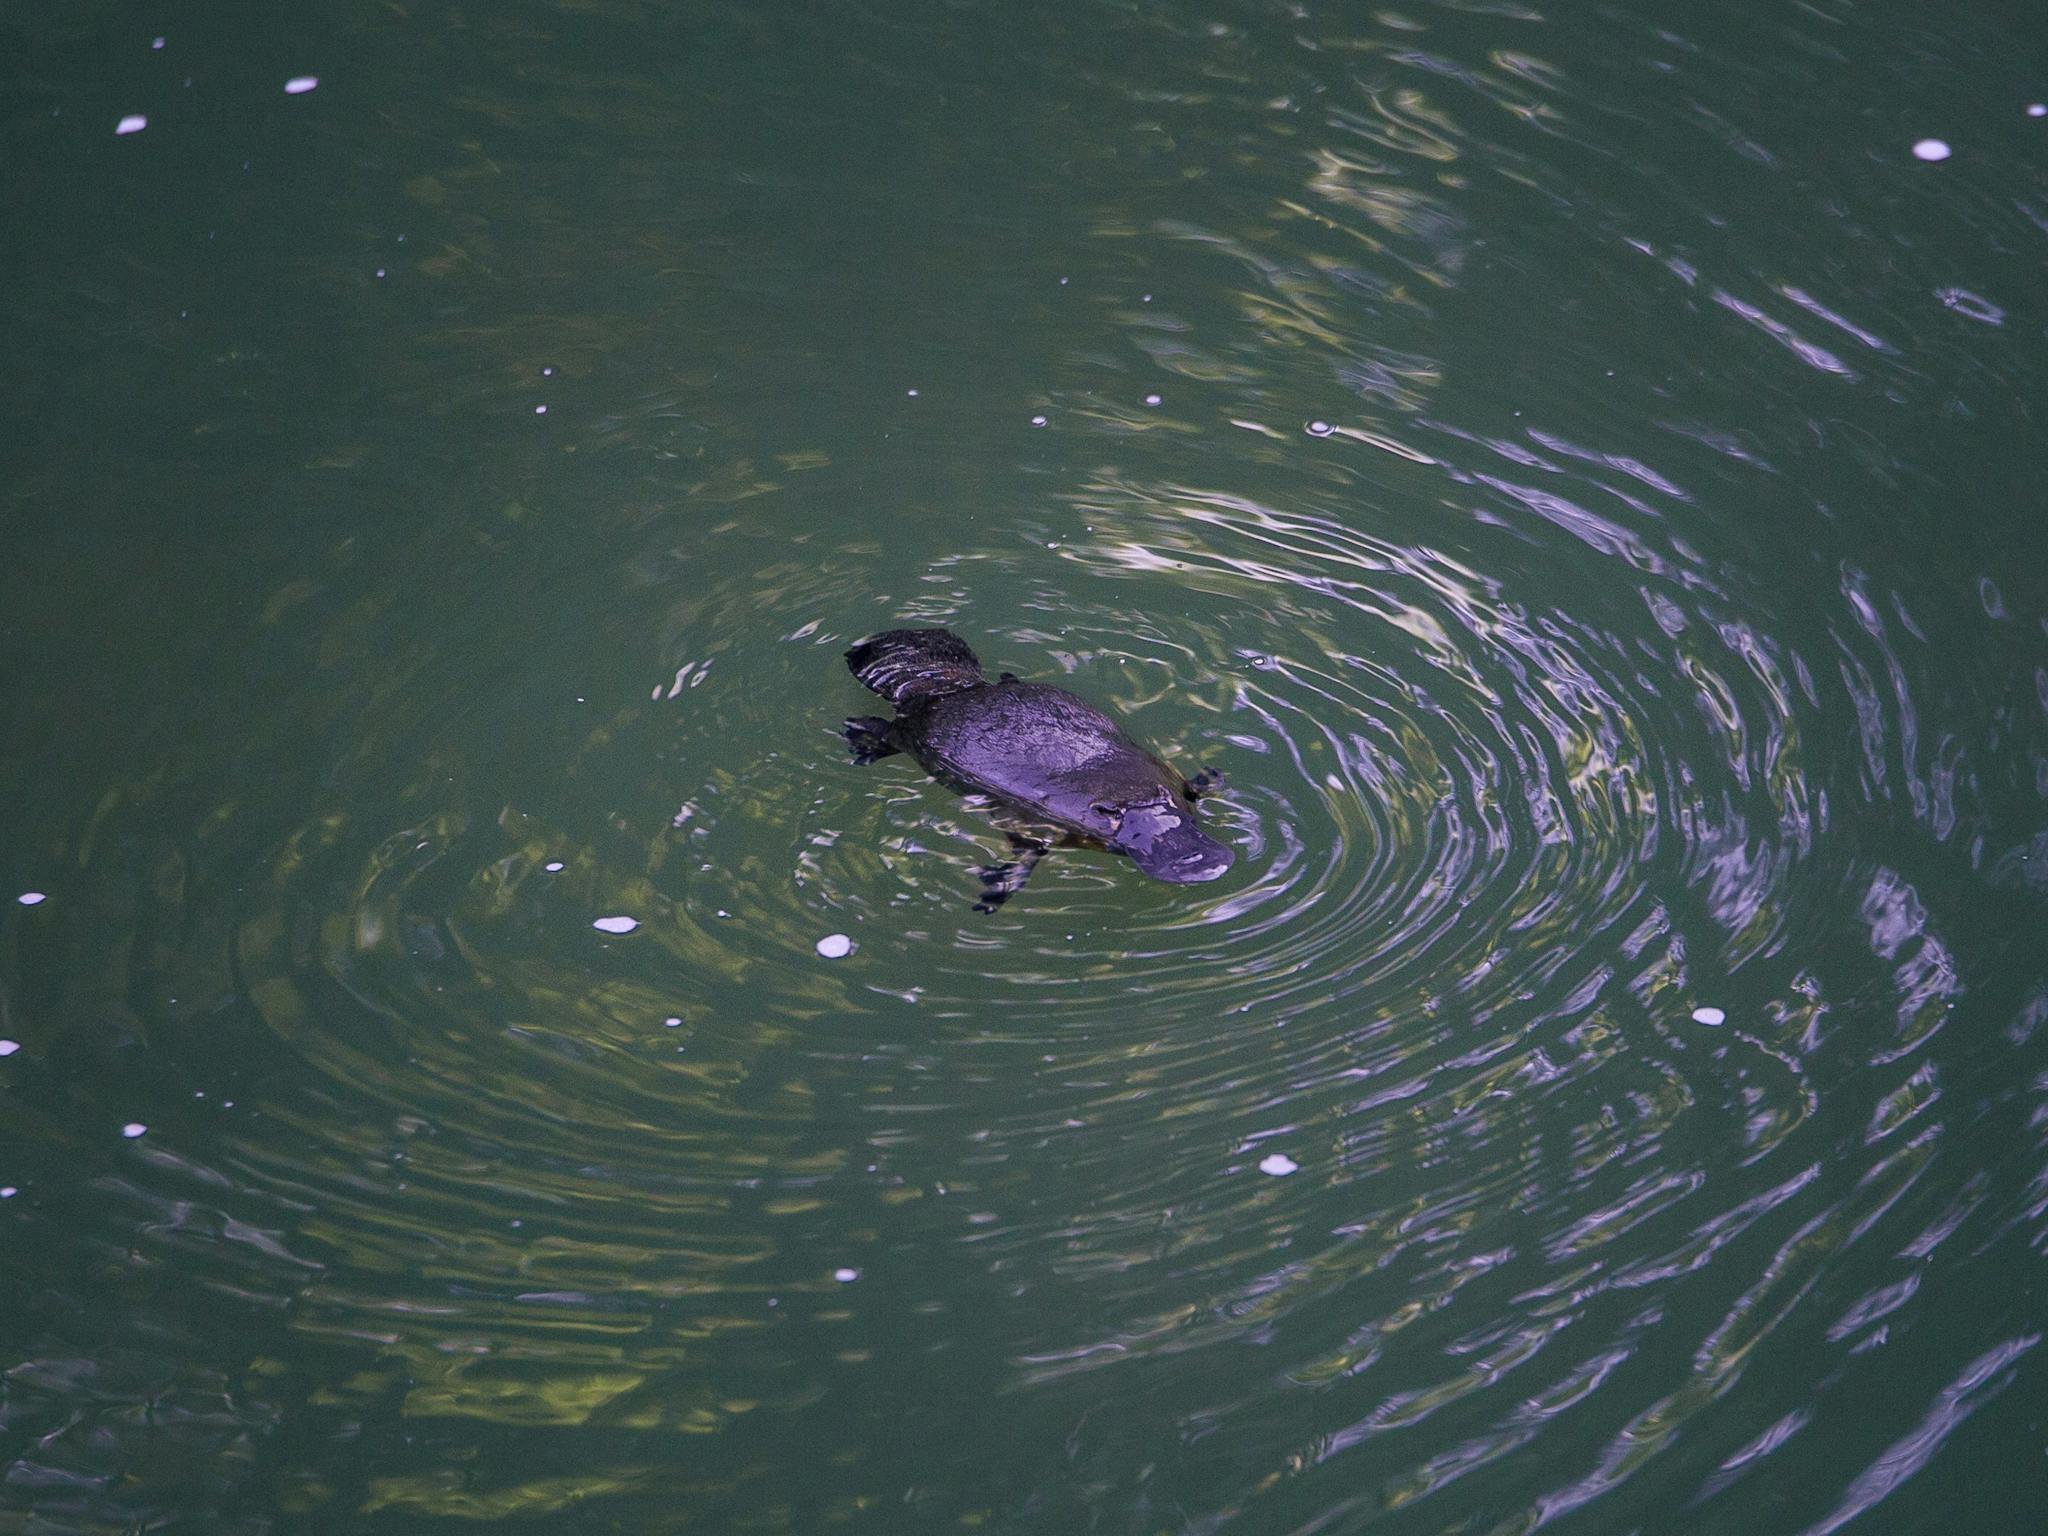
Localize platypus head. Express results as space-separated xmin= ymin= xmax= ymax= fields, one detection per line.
xmin=1101 ymin=798 xmax=1235 ymax=884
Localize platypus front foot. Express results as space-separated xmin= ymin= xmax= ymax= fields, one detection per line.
xmin=972 ymin=840 xmax=1047 ymax=914
xmin=1186 ymin=765 xmax=1226 ymax=799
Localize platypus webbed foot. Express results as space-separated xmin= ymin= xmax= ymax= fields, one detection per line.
xmin=842 ymin=716 xmax=901 ymax=765
xmin=972 ymin=840 xmax=1047 ymax=914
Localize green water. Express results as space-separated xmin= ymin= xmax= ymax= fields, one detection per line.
xmin=5 ymin=2 xmax=2046 ymax=1531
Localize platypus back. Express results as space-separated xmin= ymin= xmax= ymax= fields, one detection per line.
xmin=846 ymin=628 xmax=987 ymax=706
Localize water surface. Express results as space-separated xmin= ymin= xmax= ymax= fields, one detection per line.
xmin=4 ymin=2 xmax=2047 ymax=1531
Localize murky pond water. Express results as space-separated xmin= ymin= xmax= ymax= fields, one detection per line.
xmin=5 ymin=2 xmax=2046 ymax=1531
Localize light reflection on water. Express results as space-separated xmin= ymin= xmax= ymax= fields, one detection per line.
xmin=4 ymin=0 xmax=2047 ymax=1531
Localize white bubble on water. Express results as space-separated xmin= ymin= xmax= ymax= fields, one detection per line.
xmin=544 ymin=861 xmax=564 ymax=872
xmin=592 ymin=915 xmax=640 ymax=934
xmin=816 ymin=933 xmax=853 ymax=959
xmin=122 ymin=1123 xmax=148 ymax=1139
xmin=1144 ymin=393 xmax=1162 ymax=406
xmin=1911 ymin=138 xmax=1952 ymax=161
xmin=535 ymin=404 xmax=548 ymax=415
xmin=1031 ymin=414 xmax=1047 ymax=427
xmin=1307 ymin=420 xmax=1333 ymax=437
xmin=284 ymin=76 xmax=319 ymax=94
xmin=116 ymin=115 xmax=148 ymax=135
xmin=2029 ymin=104 xmax=2046 ymax=119
xmin=834 ymin=1267 xmax=860 ymax=1283
xmin=0 ymin=1187 xmax=15 ymax=1199
xmin=1259 ymin=1153 xmax=1299 ymax=1176
xmin=1691 ymin=1006 xmax=1727 ymax=1026
xmin=152 ymin=37 xmax=165 ymax=50
xmin=0 ymin=1041 xmax=19 ymax=1056
xmin=663 ymin=1017 xmax=682 ymax=1028
xmin=17 ymin=892 xmax=46 ymax=906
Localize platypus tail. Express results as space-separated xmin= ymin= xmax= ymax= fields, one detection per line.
xmin=846 ymin=628 xmax=986 ymax=706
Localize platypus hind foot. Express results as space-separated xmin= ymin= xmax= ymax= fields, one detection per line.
xmin=842 ymin=716 xmax=901 ymax=765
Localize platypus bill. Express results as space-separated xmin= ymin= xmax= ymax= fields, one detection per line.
xmin=842 ymin=627 xmax=1233 ymax=912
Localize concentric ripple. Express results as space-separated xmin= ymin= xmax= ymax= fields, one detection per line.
xmin=164 ymin=418 xmax=1853 ymax=1524
xmin=146 ymin=391 xmax=2014 ymax=1534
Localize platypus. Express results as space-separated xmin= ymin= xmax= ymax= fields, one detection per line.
xmin=842 ymin=627 xmax=1233 ymax=911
